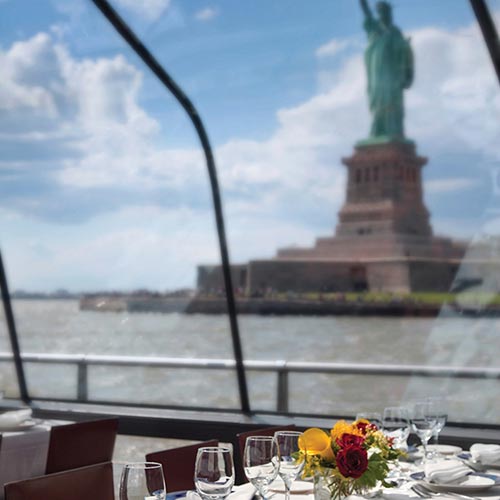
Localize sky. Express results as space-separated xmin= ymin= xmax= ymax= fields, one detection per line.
xmin=0 ymin=0 xmax=499 ymax=292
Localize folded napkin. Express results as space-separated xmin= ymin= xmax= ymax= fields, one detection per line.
xmin=0 ymin=408 xmax=33 ymax=429
xmin=470 ymin=443 xmax=500 ymax=465
xmin=424 ymin=459 xmax=470 ymax=484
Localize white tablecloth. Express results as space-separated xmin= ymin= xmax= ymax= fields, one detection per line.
xmin=0 ymin=420 xmax=70 ymax=499
xmin=225 ymin=465 xmax=500 ymax=500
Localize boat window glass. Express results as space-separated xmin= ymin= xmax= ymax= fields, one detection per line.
xmin=0 ymin=0 xmax=499 ymax=426
xmin=0 ymin=0 xmax=239 ymax=410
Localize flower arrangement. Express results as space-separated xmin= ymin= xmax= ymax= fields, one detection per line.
xmin=298 ymin=419 xmax=401 ymax=500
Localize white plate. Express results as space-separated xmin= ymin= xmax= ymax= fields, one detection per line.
xmin=411 ymin=472 xmax=499 ymax=493
xmin=426 ymin=444 xmax=463 ymax=455
xmin=0 ymin=419 xmax=39 ymax=432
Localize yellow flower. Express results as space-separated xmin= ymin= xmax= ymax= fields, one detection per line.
xmin=330 ymin=420 xmax=363 ymax=442
xmin=299 ymin=428 xmax=334 ymax=460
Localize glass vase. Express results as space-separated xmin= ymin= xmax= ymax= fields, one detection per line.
xmin=313 ymin=468 xmax=355 ymax=500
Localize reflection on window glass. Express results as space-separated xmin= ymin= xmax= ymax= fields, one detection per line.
xmin=0 ymin=0 xmax=499 ymax=424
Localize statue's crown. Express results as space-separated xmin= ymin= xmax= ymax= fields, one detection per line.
xmin=376 ymin=1 xmax=391 ymax=13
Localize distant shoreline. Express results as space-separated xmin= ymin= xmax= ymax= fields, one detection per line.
xmin=78 ymin=295 xmax=500 ymax=317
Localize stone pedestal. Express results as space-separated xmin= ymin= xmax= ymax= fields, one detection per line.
xmin=337 ymin=142 xmax=431 ymax=238
xmin=197 ymin=141 xmax=468 ymax=295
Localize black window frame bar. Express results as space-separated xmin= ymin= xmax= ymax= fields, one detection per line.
xmin=90 ymin=0 xmax=250 ymax=413
xmin=0 ymin=251 xmax=29 ymax=403
xmin=470 ymin=0 xmax=500 ymax=84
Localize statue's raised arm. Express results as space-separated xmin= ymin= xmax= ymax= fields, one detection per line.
xmin=359 ymin=0 xmax=374 ymax=21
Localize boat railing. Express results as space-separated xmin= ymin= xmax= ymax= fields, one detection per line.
xmin=0 ymin=352 xmax=499 ymax=412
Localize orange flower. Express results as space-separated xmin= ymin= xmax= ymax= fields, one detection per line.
xmin=299 ymin=428 xmax=334 ymax=460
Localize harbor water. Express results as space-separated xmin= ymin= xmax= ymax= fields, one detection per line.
xmin=0 ymin=300 xmax=499 ymax=424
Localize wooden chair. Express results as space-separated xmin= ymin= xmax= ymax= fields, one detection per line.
xmin=235 ymin=425 xmax=296 ymax=484
xmin=5 ymin=461 xmax=114 ymax=500
xmin=146 ymin=439 xmax=218 ymax=492
xmin=45 ymin=418 xmax=119 ymax=474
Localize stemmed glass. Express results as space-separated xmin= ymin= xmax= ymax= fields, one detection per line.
xmin=274 ymin=431 xmax=305 ymax=500
xmin=382 ymin=407 xmax=411 ymax=450
xmin=194 ymin=447 xmax=235 ymax=500
xmin=244 ymin=436 xmax=280 ymax=500
xmin=382 ymin=406 xmax=411 ymax=482
xmin=356 ymin=412 xmax=382 ymax=429
xmin=410 ymin=401 xmax=438 ymax=465
xmin=427 ymin=397 xmax=448 ymax=454
xmin=119 ymin=462 xmax=166 ymax=500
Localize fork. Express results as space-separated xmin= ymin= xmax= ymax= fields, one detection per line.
xmin=411 ymin=482 xmax=481 ymax=500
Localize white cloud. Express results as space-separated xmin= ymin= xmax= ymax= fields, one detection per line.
xmin=1 ymin=13 xmax=500 ymax=289
xmin=113 ymin=0 xmax=171 ymax=21
xmin=426 ymin=178 xmax=481 ymax=194
xmin=316 ymin=39 xmax=350 ymax=58
xmin=195 ymin=7 xmax=218 ymax=22
xmin=3 ymin=205 xmax=219 ymax=291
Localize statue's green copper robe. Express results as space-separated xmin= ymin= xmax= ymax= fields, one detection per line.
xmin=363 ymin=16 xmax=413 ymax=141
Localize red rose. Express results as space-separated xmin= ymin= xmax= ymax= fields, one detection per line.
xmin=336 ymin=433 xmax=365 ymax=448
xmin=336 ymin=445 xmax=368 ymax=479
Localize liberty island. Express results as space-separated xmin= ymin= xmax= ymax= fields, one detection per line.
xmin=198 ymin=0 xmax=468 ymax=296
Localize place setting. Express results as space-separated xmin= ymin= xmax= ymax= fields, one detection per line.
xmin=457 ymin=445 xmax=500 ymax=473
xmin=400 ymin=400 xmax=500 ymax=500
xmin=0 ymin=408 xmax=41 ymax=433
xmin=410 ymin=459 xmax=500 ymax=495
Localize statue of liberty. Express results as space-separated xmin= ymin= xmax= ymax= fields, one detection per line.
xmin=359 ymin=0 xmax=414 ymax=143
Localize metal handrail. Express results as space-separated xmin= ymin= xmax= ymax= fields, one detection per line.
xmin=1 ymin=352 xmax=499 ymax=413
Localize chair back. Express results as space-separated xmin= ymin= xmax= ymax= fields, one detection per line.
xmin=45 ymin=418 xmax=119 ymax=474
xmin=5 ymin=461 xmax=114 ymax=500
xmin=235 ymin=425 xmax=296 ymax=484
xmin=146 ymin=439 xmax=218 ymax=492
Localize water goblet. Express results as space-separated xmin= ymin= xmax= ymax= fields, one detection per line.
xmin=382 ymin=407 xmax=411 ymax=450
xmin=244 ymin=436 xmax=280 ymax=500
xmin=274 ymin=431 xmax=305 ymax=500
xmin=427 ymin=397 xmax=448 ymax=455
xmin=194 ymin=447 xmax=235 ymax=500
xmin=356 ymin=412 xmax=382 ymax=429
xmin=410 ymin=401 xmax=438 ymax=465
xmin=382 ymin=406 xmax=411 ymax=482
xmin=119 ymin=462 xmax=166 ymax=500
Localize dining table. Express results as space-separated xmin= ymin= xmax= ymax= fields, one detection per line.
xmin=183 ymin=445 xmax=500 ymax=500
xmin=224 ymin=471 xmax=500 ymax=500
xmin=0 ymin=417 xmax=71 ymax=500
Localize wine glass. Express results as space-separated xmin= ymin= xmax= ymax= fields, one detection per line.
xmin=194 ymin=447 xmax=235 ymax=500
xmin=410 ymin=401 xmax=438 ymax=465
xmin=382 ymin=407 xmax=410 ymax=450
xmin=119 ymin=462 xmax=166 ymax=500
xmin=382 ymin=406 xmax=411 ymax=482
xmin=274 ymin=431 xmax=305 ymax=500
xmin=244 ymin=436 xmax=280 ymax=500
xmin=427 ymin=397 xmax=448 ymax=455
xmin=356 ymin=412 xmax=382 ymax=429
